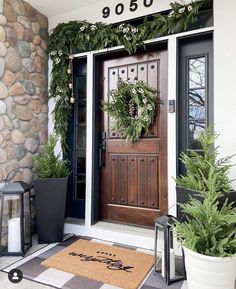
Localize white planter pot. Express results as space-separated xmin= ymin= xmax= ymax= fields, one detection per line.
xmin=183 ymin=246 xmax=236 ymax=289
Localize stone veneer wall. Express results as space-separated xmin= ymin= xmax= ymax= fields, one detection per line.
xmin=0 ymin=0 xmax=48 ymax=185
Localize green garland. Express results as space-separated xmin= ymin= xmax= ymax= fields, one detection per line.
xmin=103 ymin=79 xmax=157 ymax=142
xmin=49 ymin=0 xmax=207 ymax=151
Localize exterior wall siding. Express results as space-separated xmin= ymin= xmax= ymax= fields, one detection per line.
xmin=0 ymin=0 xmax=48 ymax=185
xmin=214 ymin=0 xmax=236 ymax=188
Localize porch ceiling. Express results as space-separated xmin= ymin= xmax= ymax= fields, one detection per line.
xmin=25 ymin=0 xmax=104 ymax=17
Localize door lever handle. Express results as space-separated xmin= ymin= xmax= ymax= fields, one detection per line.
xmin=99 ymin=147 xmax=105 ymax=168
xmin=99 ymin=131 xmax=106 ymax=168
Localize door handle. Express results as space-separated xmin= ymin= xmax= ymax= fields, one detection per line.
xmin=100 ymin=131 xmax=106 ymax=150
xmin=99 ymin=147 xmax=105 ymax=168
xmin=99 ymin=131 xmax=106 ymax=168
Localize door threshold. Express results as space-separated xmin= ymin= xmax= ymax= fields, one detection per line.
xmin=64 ymin=219 xmax=156 ymax=250
xmin=93 ymin=221 xmax=154 ymax=237
xmin=65 ymin=217 xmax=85 ymax=225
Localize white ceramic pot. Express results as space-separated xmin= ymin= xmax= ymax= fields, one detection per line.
xmin=183 ymin=246 xmax=236 ymax=289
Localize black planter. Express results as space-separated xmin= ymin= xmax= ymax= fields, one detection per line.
xmin=176 ymin=186 xmax=236 ymax=221
xmin=34 ymin=177 xmax=68 ymax=244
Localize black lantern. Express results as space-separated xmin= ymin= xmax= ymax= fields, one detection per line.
xmin=0 ymin=181 xmax=32 ymax=256
xmin=154 ymin=215 xmax=186 ymax=285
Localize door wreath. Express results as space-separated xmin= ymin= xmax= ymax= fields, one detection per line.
xmin=103 ymin=79 xmax=157 ymax=142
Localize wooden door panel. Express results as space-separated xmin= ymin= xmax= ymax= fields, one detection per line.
xmin=108 ymin=139 xmax=160 ymax=153
xmin=108 ymin=153 xmax=159 ymax=210
xmin=127 ymin=156 xmax=138 ymax=206
xmin=108 ymin=155 xmax=119 ymax=204
xmin=138 ymin=156 xmax=148 ymax=207
xmin=108 ymin=68 xmax=119 ymax=139
xmin=148 ymin=155 xmax=159 ymax=208
xmin=128 ymin=65 xmax=138 ymax=82
xmin=100 ymin=49 xmax=168 ymax=227
xmin=138 ymin=63 xmax=148 ymax=83
xmin=107 ymin=205 xmax=161 ymax=227
xmin=147 ymin=61 xmax=159 ymax=137
xmin=118 ymin=66 xmax=128 ymax=81
xmin=118 ymin=155 xmax=128 ymax=205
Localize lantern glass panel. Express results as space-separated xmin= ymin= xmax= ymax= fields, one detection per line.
xmin=24 ymin=191 xmax=31 ymax=251
xmin=1 ymin=194 xmax=21 ymax=253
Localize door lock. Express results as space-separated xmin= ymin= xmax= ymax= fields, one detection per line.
xmin=168 ymin=100 xmax=175 ymax=113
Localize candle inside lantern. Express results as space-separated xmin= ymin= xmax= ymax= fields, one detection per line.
xmin=8 ymin=218 xmax=21 ymax=252
xmin=162 ymin=248 xmax=175 ymax=279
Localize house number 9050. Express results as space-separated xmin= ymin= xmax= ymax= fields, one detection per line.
xmin=102 ymin=0 xmax=154 ymax=18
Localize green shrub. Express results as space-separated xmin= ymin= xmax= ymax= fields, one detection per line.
xmin=174 ymin=128 xmax=236 ymax=257
xmin=33 ymin=134 xmax=70 ymax=178
xmin=176 ymin=127 xmax=233 ymax=193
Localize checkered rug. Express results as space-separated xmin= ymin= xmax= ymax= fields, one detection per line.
xmin=2 ymin=235 xmax=184 ymax=289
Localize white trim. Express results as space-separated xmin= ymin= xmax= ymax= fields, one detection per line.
xmin=167 ymin=35 xmax=178 ymax=216
xmin=85 ymin=52 xmax=94 ymax=228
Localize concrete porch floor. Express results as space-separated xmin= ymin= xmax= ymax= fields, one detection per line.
xmin=0 ymin=235 xmax=53 ymax=289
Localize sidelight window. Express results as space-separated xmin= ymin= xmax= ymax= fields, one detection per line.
xmin=187 ymin=56 xmax=207 ymax=150
xmin=75 ymin=75 xmax=87 ymax=200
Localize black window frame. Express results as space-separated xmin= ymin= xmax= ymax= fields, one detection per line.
xmin=177 ymin=33 xmax=213 ymax=175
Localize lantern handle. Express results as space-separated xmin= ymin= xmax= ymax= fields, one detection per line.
xmin=3 ymin=166 xmax=34 ymax=190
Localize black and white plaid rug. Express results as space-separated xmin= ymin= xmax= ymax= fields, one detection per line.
xmin=2 ymin=235 xmax=185 ymax=289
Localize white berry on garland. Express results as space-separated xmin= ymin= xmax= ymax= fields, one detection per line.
xmin=103 ymin=79 xmax=157 ymax=142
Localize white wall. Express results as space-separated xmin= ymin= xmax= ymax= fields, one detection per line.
xmin=49 ymin=0 xmax=188 ymax=30
xmin=214 ymin=0 xmax=236 ymax=188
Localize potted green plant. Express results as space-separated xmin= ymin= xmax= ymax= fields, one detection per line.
xmin=176 ymin=128 xmax=235 ymax=220
xmin=174 ymin=128 xmax=236 ymax=289
xmin=33 ymin=134 xmax=70 ymax=244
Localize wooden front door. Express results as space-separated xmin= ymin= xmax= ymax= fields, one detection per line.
xmin=99 ymin=49 xmax=168 ymax=227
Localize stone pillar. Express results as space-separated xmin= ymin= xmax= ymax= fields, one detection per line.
xmin=0 ymin=0 xmax=48 ymax=185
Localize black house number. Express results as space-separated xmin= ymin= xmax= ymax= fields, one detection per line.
xmin=102 ymin=0 xmax=154 ymax=19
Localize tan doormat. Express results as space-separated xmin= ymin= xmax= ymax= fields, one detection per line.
xmin=41 ymin=239 xmax=153 ymax=289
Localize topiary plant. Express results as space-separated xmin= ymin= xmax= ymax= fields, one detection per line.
xmin=33 ymin=134 xmax=70 ymax=178
xmin=174 ymin=128 xmax=236 ymax=257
